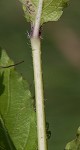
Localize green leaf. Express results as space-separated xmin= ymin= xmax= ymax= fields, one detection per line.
xmin=19 ymin=0 xmax=69 ymax=24
xmin=0 ymin=115 xmax=16 ymax=150
xmin=0 ymin=49 xmax=37 ymax=150
xmin=65 ymin=127 xmax=80 ymax=150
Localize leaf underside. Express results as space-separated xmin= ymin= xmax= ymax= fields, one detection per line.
xmin=0 ymin=49 xmax=37 ymax=150
xmin=19 ymin=0 xmax=69 ymax=24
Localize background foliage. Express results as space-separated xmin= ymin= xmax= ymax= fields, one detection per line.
xmin=0 ymin=0 xmax=80 ymax=150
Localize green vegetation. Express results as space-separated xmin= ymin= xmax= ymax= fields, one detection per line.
xmin=0 ymin=0 xmax=80 ymax=150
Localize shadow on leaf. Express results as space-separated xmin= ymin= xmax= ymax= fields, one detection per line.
xmin=0 ymin=72 xmax=5 ymax=96
xmin=0 ymin=115 xmax=16 ymax=150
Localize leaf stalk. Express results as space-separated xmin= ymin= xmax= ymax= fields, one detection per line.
xmin=33 ymin=0 xmax=44 ymax=38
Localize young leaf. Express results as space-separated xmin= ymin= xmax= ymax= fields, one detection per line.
xmin=19 ymin=0 xmax=69 ymax=24
xmin=65 ymin=127 xmax=80 ymax=150
xmin=0 ymin=49 xmax=37 ymax=150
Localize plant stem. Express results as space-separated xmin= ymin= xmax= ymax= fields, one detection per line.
xmin=33 ymin=0 xmax=44 ymax=38
xmin=31 ymin=0 xmax=47 ymax=149
xmin=31 ymin=38 xmax=47 ymax=150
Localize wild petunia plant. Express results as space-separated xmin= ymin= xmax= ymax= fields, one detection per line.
xmin=0 ymin=0 xmax=76 ymax=150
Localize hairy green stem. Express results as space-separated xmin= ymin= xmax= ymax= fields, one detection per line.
xmin=31 ymin=0 xmax=47 ymax=149
xmin=31 ymin=38 xmax=47 ymax=150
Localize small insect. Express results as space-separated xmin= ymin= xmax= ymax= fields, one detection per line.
xmin=46 ymin=122 xmax=51 ymax=140
xmin=29 ymin=25 xmax=42 ymax=38
xmin=24 ymin=0 xmax=35 ymax=14
xmin=0 ymin=60 xmax=24 ymax=68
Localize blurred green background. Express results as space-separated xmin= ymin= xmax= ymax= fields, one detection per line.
xmin=0 ymin=0 xmax=80 ymax=149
